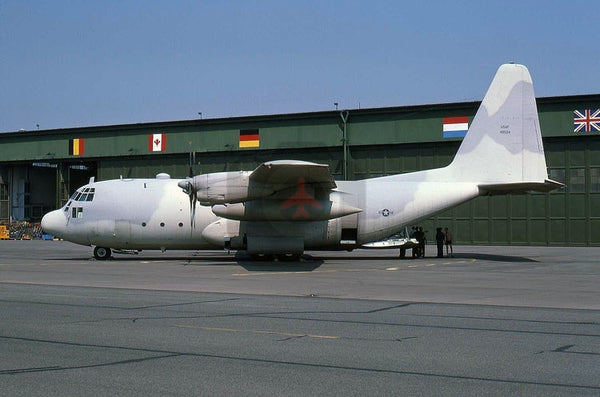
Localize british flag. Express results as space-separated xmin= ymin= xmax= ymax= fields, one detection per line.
xmin=573 ymin=109 xmax=600 ymax=132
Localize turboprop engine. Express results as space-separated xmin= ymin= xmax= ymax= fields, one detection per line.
xmin=178 ymin=171 xmax=275 ymax=206
xmin=211 ymin=191 xmax=361 ymax=221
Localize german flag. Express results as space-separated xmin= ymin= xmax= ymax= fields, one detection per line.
xmin=239 ymin=129 xmax=259 ymax=148
xmin=69 ymin=138 xmax=85 ymax=156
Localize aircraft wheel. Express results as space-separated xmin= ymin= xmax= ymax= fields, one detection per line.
xmin=93 ymin=246 xmax=112 ymax=260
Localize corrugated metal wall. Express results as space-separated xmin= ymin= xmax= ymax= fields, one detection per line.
xmin=1 ymin=95 xmax=599 ymax=245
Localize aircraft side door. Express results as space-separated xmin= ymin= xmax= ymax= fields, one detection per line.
xmin=114 ymin=219 xmax=131 ymax=245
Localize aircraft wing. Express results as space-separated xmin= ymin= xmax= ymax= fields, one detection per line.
xmin=249 ymin=160 xmax=337 ymax=190
xmin=207 ymin=160 xmax=356 ymax=222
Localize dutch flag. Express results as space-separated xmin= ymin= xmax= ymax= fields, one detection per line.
xmin=443 ymin=117 xmax=469 ymax=138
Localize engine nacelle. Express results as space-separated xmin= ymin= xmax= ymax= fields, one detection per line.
xmin=211 ymin=191 xmax=362 ymax=221
xmin=181 ymin=171 xmax=275 ymax=206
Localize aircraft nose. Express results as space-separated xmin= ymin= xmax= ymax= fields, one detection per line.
xmin=41 ymin=209 xmax=67 ymax=237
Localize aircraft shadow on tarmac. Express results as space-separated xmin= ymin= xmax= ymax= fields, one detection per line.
xmin=49 ymin=252 xmax=325 ymax=272
xmin=234 ymin=252 xmax=324 ymax=272
xmin=450 ymin=253 xmax=538 ymax=263
xmin=299 ymin=252 xmax=539 ymax=263
xmin=236 ymin=260 xmax=323 ymax=272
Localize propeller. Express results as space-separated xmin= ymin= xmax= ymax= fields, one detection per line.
xmin=178 ymin=142 xmax=198 ymax=228
xmin=182 ymin=178 xmax=198 ymax=229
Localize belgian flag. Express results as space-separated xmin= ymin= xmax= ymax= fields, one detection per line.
xmin=239 ymin=129 xmax=259 ymax=148
xmin=69 ymin=138 xmax=85 ymax=156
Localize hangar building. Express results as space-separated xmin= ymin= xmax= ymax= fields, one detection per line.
xmin=1 ymin=94 xmax=598 ymax=246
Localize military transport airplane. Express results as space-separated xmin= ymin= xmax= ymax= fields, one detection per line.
xmin=41 ymin=63 xmax=562 ymax=260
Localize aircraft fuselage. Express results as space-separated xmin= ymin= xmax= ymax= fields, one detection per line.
xmin=42 ymin=171 xmax=480 ymax=254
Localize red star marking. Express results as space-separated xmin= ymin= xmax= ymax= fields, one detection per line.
xmin=154 ymin=139 xmax=161 ymax=147
xmin=281 ymin=177 xmax=322 ymax=219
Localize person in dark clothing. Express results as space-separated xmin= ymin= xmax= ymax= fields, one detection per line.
xmin=444 ymin=227 xmax=454 ymax=257
xmin=421 ymin=227 xmax=427 ymax=257
xmin=435 ymin=227 xmax=444 ymax=258
xmin=415 ymin=226 xmax=425 ymax=258
xmin=411 ymin=226 xmax=419 ymax=258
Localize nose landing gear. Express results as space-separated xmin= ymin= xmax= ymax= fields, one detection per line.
xmin=93 ymin=246 xmax=112 ymax=260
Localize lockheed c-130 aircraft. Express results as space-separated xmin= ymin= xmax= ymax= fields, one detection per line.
xmin=41 ymin=63 xmax=562 ymax=260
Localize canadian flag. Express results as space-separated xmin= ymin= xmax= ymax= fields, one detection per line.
xmin=149 ymin=133 xmax=166 ymax=152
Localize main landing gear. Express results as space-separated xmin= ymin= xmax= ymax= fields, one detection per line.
xmin=93 ymin=246 xmax=112 ymax=260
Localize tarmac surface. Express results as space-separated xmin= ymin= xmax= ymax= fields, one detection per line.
xmin=1 ymin=240 xmax=599 ymax=395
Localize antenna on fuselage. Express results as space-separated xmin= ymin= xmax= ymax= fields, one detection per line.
xmin=188 ymin=141 xmax=195 ymax=178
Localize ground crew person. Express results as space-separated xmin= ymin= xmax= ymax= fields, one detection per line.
xmin=436 ymin=228 xmax=444 ymax=257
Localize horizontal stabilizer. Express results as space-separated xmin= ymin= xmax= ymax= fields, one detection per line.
xmin=362 ymin=237 xmax=419 ymax=249
xmin=478 ymin=179 xmax=564 ymax=195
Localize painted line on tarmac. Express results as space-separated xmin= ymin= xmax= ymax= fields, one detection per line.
xmin=174 ymin=324 xmax=339 ymax=339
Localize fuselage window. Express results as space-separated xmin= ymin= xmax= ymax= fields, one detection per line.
xmin=71 ymin=207 xmax=83 ymax=218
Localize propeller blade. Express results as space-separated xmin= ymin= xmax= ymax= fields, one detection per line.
xmin=178 ymin=178 xmax=196 ymax=229
xmin=191 ymin=191 xmax=197 ymax=229
xmin=189 ymin=188 xmax=195 ymax=228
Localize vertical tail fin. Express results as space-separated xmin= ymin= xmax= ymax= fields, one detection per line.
xmin=448 ymin=64 xmax=560 ymax=192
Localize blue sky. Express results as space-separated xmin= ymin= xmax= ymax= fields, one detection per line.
xmin=1 ymin=1 xmax=598 ymax=132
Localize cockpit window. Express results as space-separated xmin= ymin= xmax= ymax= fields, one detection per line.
xmin=69 ymin=187 xmax=95 ymax=202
